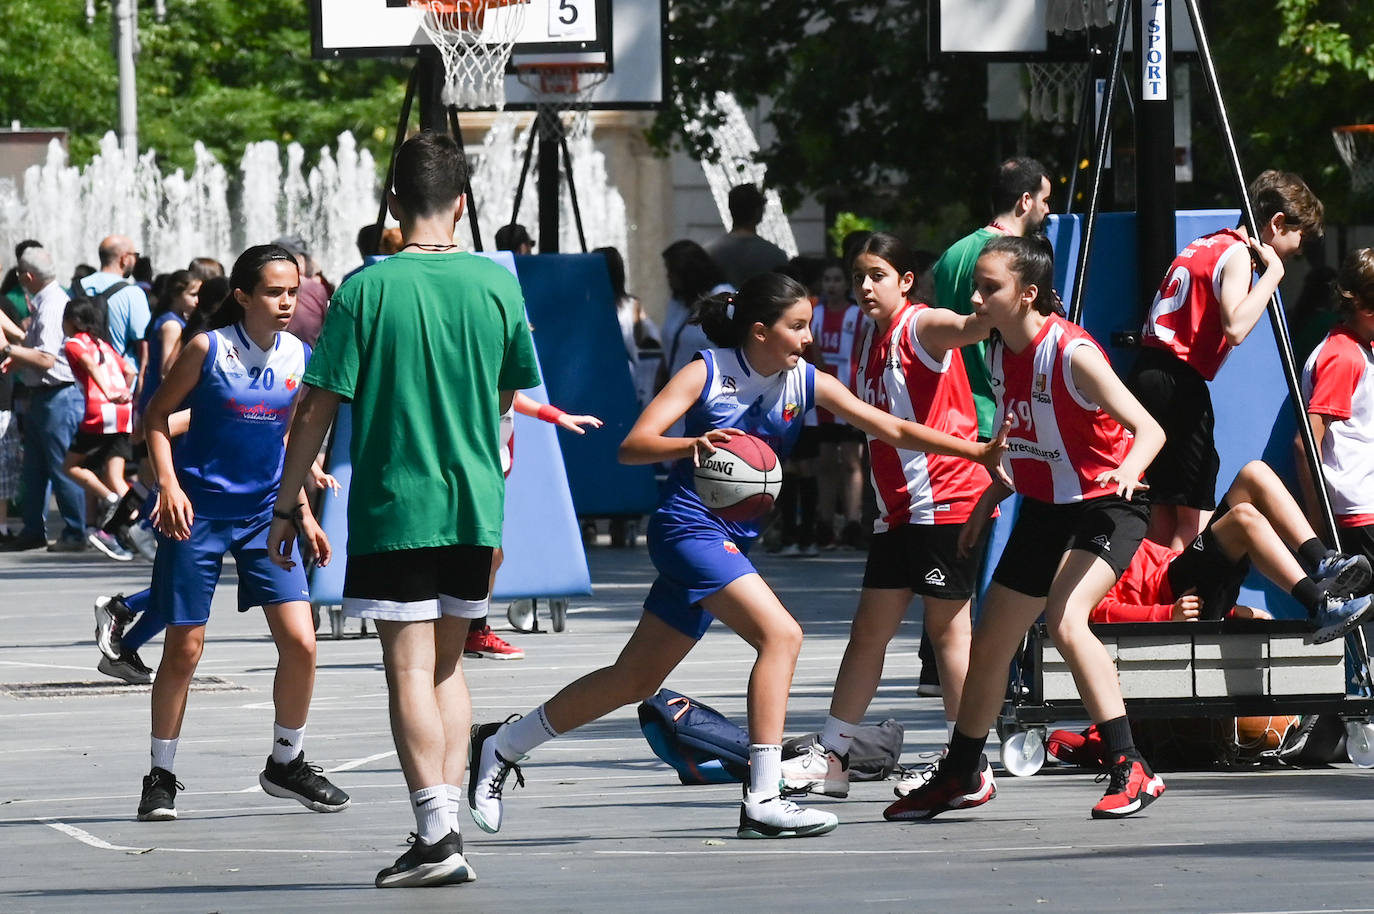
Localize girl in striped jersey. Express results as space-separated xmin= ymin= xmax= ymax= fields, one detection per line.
xmin=782 ymin=233 xmax=997 ymax=798
xmin=890 ymin=234 xmax=1169 ymax=822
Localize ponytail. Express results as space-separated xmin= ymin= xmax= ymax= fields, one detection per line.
xmin=691 ymin=271 xmax=808 ymax=348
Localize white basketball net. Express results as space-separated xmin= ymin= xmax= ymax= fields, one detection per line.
xmin=1045 ymin=0 xmax=1114 ymax=34
xmin=1026 ymin=62 xmax=1087 ymax=124
xmin=515 ymin=65 xmax=610 ymax=139
xmin=412 ymin=0 xmax=529 ymax=110
xmin=1333 ymin=126 xmax=1374 ymax=195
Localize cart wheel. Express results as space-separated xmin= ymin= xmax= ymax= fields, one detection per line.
xmin=1346 ymin=721 xmax=1374 ymax=768
xmin=550 ymin=598 xmax=568 ymax=632
xmin=1000 ymin=728 xmax=1046 ymax=777
xmin=506 ymin=599 xmax=536 ymax=633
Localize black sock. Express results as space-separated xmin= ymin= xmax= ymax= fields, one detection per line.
xmin=945 ymin=728 xmax=988 ymax=789
xmin=1297 ymin=538 xmax=1331 ymax=574
xmin=1098 ymin=715 xmax=1137 ymax=761
xmin=1292 ymin=577 xmax=1324 ymax=614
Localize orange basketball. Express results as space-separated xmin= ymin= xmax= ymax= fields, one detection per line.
xmin=1234 ymin=715 xmax=1298 ymax=752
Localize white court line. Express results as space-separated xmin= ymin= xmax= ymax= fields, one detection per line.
xmin=1221 ymin=910 xmax=1374 ymax=914
xmin=40 ymin=818 xmax=369 ymax=855
xmin=0 ymin=659 xmax=113 ymax=673
xmin=594 ymin=840 xmax=1207 ymax=857
xmin=328 ymin=750 xmax=397 ymax=772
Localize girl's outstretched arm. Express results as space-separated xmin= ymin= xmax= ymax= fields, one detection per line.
xmin=814 ymin=371 xmax=1008 ymax=468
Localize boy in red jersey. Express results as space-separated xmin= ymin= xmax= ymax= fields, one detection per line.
xmin=1129 ymin=170 xmax=1323 ymax=551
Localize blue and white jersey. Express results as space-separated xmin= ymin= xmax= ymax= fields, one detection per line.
xmin=175 ymin=324 xmax=310 ymax=519
xmin=660 ymin=347 xmax=816 ymax=540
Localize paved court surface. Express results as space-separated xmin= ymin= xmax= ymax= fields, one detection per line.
xmin=2 ymin=539 xmax=1373 ymax=913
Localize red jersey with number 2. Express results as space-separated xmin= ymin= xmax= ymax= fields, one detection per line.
xmin=1141 ymin=227 xmax=1249 ymax=381
xmin=855 ymin=302 xmax=989 ymax=529
xmin=990 ymin=315 xmax=1132 ymax=504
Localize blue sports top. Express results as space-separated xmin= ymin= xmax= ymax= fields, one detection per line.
xmin=175 ymin=324 xmax=310 ymax=519
xmin=659 ymin=347 xmax=816 ymax=540
xmin=138 ymin=310 xmax=187 ymax=413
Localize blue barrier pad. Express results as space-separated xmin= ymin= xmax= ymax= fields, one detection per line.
xmin=510 ymin=252 xmax=659 ymax=517
xmin=980 ymin=212 xmax=1301 ymax=616
xmin=309 ymin=250 xmax=591 ymax=605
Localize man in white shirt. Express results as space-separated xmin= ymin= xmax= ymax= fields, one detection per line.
xmin=0 ymin=247 xmax=86 ymax=551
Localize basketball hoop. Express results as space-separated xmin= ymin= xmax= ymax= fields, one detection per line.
xmin=514 ymin=61 xmax=610 ymax=138
xmin=1026 ymin=62 xmax=1087 ymax=124
xmin=1333 ymin=124 xmax=1374 ymax=196
xmin=409 ymin=0 xmax=529 ymax=110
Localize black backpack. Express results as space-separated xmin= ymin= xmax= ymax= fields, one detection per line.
xmin=637 ymin=689 xmax=750 ymax=785
xmin=69 ymin=279 xmax=131 ymax=344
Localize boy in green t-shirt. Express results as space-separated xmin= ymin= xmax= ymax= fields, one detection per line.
xmin=269 ymin=130 xmax=542 ymax=889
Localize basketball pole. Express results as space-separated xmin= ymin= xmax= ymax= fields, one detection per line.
xmin=1181 ymin=0 xmax=1339 ymax=544
xmin=1068 ymin=0 xmax=1130 ymax=325
xmin=373 ymin=64 xmax=420 ymax=254
xmin=1135 ymin=0 xmax=1177 ymax=317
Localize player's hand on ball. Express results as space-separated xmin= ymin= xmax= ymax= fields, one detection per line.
xmin=1172 ymin=590 xmax=1201 ymax=621
xmin=690 ymin=427 xmax=744 ymax=466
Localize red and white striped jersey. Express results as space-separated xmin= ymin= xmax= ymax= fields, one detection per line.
xmin=1303 ymin=326 xmax=1374 ymax=524
xmin=64 ymin=332 xmax=133 ymax=435
xmin=811 ymin=299 xmax=863 ymax=424
xmin=989 ymin=315 xmax=1133 ymax=504
xmin=1140 ymin=227 xmax=1250 ymax=381
xmin=854 ymin=302 xmax=989 ymax=529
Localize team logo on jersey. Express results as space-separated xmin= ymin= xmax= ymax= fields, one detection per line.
xmin=722 ymin=540 xmax=741 ymax=555
xmin=1091 ymin=534 xmax=1112 ymax=552
xmin=924 ymin=568 xmax=946 ymax=586
xmin=783 ymin=402 xmax=800 ymax=422
xmin=1034 ymin=374 xmax=1047 ymax=393
xmin=285 ymin=374 xmax=299 ymax=392
xmin=721 ymin=374 xmax=737 ymax=393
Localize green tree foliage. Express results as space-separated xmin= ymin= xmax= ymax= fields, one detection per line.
xmin=0 ymin=0 xmax=408 ymax=171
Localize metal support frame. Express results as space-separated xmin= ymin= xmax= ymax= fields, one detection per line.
xmin=509 ymin=106 xmax=591 ymax=254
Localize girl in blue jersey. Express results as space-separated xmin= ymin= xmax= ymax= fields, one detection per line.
xmin=469 ymin=271 xmax=1007 ymax=840
xmin=132 ymin=244 xmax=349 ymax=823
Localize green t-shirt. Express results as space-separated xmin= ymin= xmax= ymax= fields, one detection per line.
xmin=305 ymin=252 xmax=542 ymax=554
xmin=931 ymin=227 xmax=999 ymax=438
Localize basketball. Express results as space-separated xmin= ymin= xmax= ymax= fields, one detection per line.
xmin=693 ymin=434 xmax=783 ymax=522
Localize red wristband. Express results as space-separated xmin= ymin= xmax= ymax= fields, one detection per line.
xmin=536 ymin=403 xmax=566 ymax=423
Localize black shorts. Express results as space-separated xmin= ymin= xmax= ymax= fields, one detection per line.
xmin=342 ymin=543 xmax=494 ymax=621
xmin=1166 ymin=500 xmax=1249 ymax=620
xmin=814 ymin=422 xmax=865 ymax=445
xmin=862 ymin=523 xmax=980 ymax=600
xmin=68 ymin=431 xmax=132 ymax=468
xmin=992 ymin=496 xmax=1149 ymax=598
xmin=1338 ymin=524 xmax=1374 ymax=568
xmin=790 ymin=425 xmax=821 ymax=461
xmin=1126 ymin=347 xmax=1218 ymax=510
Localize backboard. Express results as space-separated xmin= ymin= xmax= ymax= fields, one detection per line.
xmin=930 ymin=0 xmax=1197 ymax=61
xmin=310 ymin=0 xmax=664 ymax=108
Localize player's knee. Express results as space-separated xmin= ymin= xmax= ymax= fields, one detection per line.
xmin=1230 ymin=501 xmax=1263 ymax=531
xmin=762 ymin=616 xmax=804 ymax=659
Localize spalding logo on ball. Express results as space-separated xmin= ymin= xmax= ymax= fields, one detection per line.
xmin=694 ymin=433 xmax=783 ymax=522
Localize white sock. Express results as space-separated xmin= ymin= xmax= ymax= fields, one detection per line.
xmin=272 ymin=723 xmax=305 ymax=765
xmin=946 ymin=720 xmax=956 ymax=741
xmin=151 ymin=736 xmax=177 ymax=772
xmin=447 ymin=783 xmax=464 ymax=834
xmin=411 ymin=785 xmax=450 ymax=844
xmin=497 ymin=705 xmax=559 ymax=758
xmin=819 ymin=715 xmax=858 ymax=756
xmin=748 ymin=744 xmax=783 ymax=798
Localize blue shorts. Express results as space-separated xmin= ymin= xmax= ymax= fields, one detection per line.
xmin=149 ymin=510 xmax=311 ymax=626
xmin=643 ymin=508 xmax=757 ymax=640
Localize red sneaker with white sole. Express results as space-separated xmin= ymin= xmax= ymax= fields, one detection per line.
xmin=883 ymin=755 xmax=995 ymax=821
xmin=464 ymin=624 xmax=525 ymax=660
xmin=1091 ymin=754 xmax=1165 ymax=819
xmin=1047 ymin=724 xmax=1107 ymax=768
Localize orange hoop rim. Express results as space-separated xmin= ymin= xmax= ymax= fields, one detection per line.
xmin=408 ymin=0 xmax=525 ymax=15
xmin=1333 ymin=124 xmax=1374 ymax=135
xmin=511 ymin=61 xmax=610 ymax=76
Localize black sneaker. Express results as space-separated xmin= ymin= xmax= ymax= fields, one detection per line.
xmin=259 ymin=752 xmax=351 ymax=812
xmin=98 ymin=649 xmax=153 ymax=685
xmin=95 ymin=594 xmax=136 ymax=661
xmin=137 ymin=767 xmax=182 ymax=821
xmin=374 ymin=831 xmax=476 ymax=888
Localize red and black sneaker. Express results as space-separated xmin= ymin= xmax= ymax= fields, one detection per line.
xmin=883 ymin=754 xmax=995 ymax=821
xmin=1091 ymin=753 xmax=1165 ymax=819
xmin=1047 ymin=724 xmax=1107 ymax=768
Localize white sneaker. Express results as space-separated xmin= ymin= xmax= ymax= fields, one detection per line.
xmin=87 ymin=528 xmax=133 ymax=561
xmin=467 ymin=719 xmax=525 ymax=834
xmin=780 ymin=740 xmax=849 ymax=798
xmin=737 ymin=790 xmax=838 ymax=839
xmin=94 ymin=594 xmax=135 ymax=661
xmin=893 ymin=749 xmax=947 ymax=797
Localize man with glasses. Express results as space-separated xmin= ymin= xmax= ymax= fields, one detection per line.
xmin=80 ymin=235 xmax=151 ymax=370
